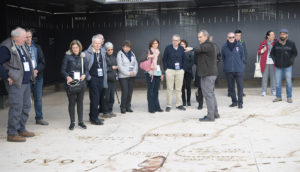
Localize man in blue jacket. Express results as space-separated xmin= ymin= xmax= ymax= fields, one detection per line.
xmin=222 ymin=32 xmax=246 ymax=109
xmin=163 ymin=34 xmax=186 ymax=112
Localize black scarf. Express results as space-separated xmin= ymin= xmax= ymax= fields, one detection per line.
xmin=227 ymin=40 xmax=237 ymax=51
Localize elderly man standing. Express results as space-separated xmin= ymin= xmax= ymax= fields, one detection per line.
xmin=186 ymin=30 xmax=219 ymax=121
xmin=271 ymin=29 xmax=298 ymax=103
xmin=0 ymin=27 xmax=35 ymax=142
xmin=25 ymin=29 xmax=48 ymax=125
xmin=163 ymin=34 xmax=186 ymax=112
xmin=85 ymin=35 xmax=108 ymax=125
xmin=222 ymin=32 xmax=245 ymax=109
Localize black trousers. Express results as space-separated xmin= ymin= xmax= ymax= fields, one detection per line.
xmin=119 ymin=77 xmax=135 ymax=110
xmin=67 ymin=89 xmax=84 ymax=123
xmin=226 ymin=72 xmax=244 ymax=105
xmin=89 ymin=76 xmax=104 ymax=122
xmin=194 ymin=73 xmax=203 ymax=107
xmin=182 ymin=72 xmax=193 ymax=103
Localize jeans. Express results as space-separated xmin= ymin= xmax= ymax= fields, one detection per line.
xmin=105 ymin=81 xmax=116 ymax=113
xmin=119 ymin=77 xmax=135 ymax=110
xmin=181 ymin=72 xmax=192 ymax=104
xmin=30 ymin=77 xmax=44 ymax=121
xmin=145 ymin=73 xmax=161 ymax=112
xmin=226 ymin=72 xmax=244 ymax=105
xmin=67 ymin=89 xmax=84 ymax=123
xmin=275 ymin=66 xmax=292 ymax=98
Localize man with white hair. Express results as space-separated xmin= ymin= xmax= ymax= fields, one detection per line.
xmin=0 ymin=27 xmax=35 ymax=142
xmin=84 ymin=35 xmax=108 ymax=125
xmin=163 ymin=34 xmax=186 ymax=112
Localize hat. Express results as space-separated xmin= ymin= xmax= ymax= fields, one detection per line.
xmin=279 ymin=28 xmax=288 ymax=34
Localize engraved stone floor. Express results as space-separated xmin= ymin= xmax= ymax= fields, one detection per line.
xmin=0 ymin=87 xmax=300 ymax=172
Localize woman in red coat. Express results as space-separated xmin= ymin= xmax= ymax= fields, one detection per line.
xmin=257 ymin=30 xmax=277 ymax=96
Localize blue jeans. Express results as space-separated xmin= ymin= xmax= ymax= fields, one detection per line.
xmin=275 ymin=66 xmax=292 ymax=98
xmin=30 ymin=77 xmax=44 ymax=121
xmin=145 ymin=73 xmax=161 ymax=112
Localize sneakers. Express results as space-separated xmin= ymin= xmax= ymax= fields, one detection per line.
xmin=261 ymin=92 xmax=266 ymax=96
xmin=19 ymin=131 xmax=35 ymax=137
xmin=7 ymin=135 xmax=26 ymax=142
xmin=273 ymin=97 xmax=282 ymax=102
xmin=78 ymin=122 xmax=87 ymax=129
xmin=287 ymin=98 xmax=293 ymax=103
xmin=36 ymin=119 xmax=49 ymax=125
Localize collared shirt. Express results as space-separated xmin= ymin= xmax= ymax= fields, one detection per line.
xmin=25 ymin=42 xmax=37 ymax=68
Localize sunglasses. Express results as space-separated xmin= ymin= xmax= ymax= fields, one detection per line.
xmin=228 ymin=36 xmax=235 ymax=39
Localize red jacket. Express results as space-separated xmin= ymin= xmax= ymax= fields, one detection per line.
xmin=257 ymin=39 xmax=276 ymax=73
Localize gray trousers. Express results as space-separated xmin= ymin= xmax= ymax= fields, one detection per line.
xmin=5 ymin=83 xmax=31 ymax=136
xmin=262 ymin=64 xmax=276 ymax=93
xmin=201 ymin=76 xmax=219 ymax=120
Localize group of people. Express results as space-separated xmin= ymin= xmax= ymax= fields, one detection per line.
xmin=0 ymin=26 xmax=297 ymax=142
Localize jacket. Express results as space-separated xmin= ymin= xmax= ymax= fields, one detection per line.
xmin=270 ymin=39 xmax=298 ymax=68
xmin=239 ymin=40 xmax=248 ymax=64
xmin=183 ymin=51 xmax=194 ymax=75
xmin=84 ymin=45 xmax=108 ymax=88
xmin=163 ymin=45 xmax=186 ymax=71
xmin=257 ymin=39 xmax=276 ymax=73
xmin=194 ymin=40 xmax=218 ymax=77
xmin=61 ymin=50 xmax=88 ymax=80
xmin=139 ymin=49 xmax=165 ymax=75
xmin=28 ymin=42 xmax=46 ymax=79
xmin=116 ymin=50 xmax=138 ymax=78
xmin=106 ymin=54 xmax=117 ymax=82
xmin=0 ymin=38 xmax=34 ymax=88
xmin=221 ymin=41 xmax=245 ymax=73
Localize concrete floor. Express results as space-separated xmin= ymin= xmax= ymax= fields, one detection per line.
xmin=0 ymin=87 xmax=300 ymax=172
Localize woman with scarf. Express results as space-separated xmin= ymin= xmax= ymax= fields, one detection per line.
xmin=117 ymin=40 xmax=138 ymax=114
xmin=257 ymin=30 xmax=277 ymax=96
xmin=139 ymin=39 xmax=164 ymax=113
xmin=221 ymin=32 xmax=246 ymax=109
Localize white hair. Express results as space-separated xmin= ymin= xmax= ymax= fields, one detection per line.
xmin=227 ymin=32 xmax=235 ymax=36
xmin=92 ymin=35 xmax=103 ymax=43
xmin=199 ymin=29 xmax=210 ymax=37
xmin=104 ymin=42 xmax=113 ymax=50
xmin=172 ymin=34 xmax=180 ymax=40
xmin=11 ymin=27 xmax=26 ymax=38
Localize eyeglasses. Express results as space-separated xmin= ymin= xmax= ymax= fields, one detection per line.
xmin=228 ymin=36 xmax=235 ymax=39
xmin=107 ymin=49 xmax=113 ymax=51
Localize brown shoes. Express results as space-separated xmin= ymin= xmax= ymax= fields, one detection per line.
xmin=19 ymin=131 xmax=35 ymax=137
xmin=7 ymin=135 xmax=26 ymax=142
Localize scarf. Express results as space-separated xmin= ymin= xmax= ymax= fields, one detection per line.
xmin=227 ymin=40 xmax=237 ymax=51
xmin=150 ymin=48 xmax=160 ymax=71
xmin=121 ymin=49 xmax=132 ymax=62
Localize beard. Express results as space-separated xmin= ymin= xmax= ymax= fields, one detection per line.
xmin=280 ymin=37 xmax=286 ymax=41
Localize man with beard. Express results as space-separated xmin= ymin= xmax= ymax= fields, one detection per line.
xmin=271 ymin=29 xmax=297 ymax=103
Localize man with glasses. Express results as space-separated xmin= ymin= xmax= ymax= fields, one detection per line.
xmin=221 ymin=32 xmax=246 ymax=109
xmin=163 ymin=34 xmax=186 ymax=112
xmin=271 ymin=29 xmax=298 ymax=103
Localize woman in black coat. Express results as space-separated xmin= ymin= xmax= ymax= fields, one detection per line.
xmin=61 ymin=40 xmax=88 ymax=130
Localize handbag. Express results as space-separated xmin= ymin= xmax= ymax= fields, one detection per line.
xmin=254 ymin=54 xmax=262 ymax=78
xmin=139 ymin=50 xmax=152 ymax=71
xmin=67 ymin=57 xmax=86 ymax=94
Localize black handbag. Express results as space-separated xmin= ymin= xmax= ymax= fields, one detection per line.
xmin=67 ymin=56 xmax=86 ymax=94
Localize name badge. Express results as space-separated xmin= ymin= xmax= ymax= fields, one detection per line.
xmin=156 ymin=65 xmax=161 ymax=72
xmin=175 ymin=62 xmax=180 ymax=70
xmin=74 ymin=72 xmax=80 ymax=80
xmin=98 ymin=68 xmax=103 ymax=77
xmin=129 ymin=65 xmax=134 ymax=71
xmin=31 ymin=60 xmax=36 ymax=68
xmin=23 ymin=62 xmax=30 ymax=72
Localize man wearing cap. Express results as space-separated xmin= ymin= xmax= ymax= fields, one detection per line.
xmin=270 ymin=29 xmax=297 ymax=103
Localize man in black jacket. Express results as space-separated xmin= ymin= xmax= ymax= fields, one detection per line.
xmin=271 ymin=29 xmax=298 ymax=103
xmin=25 ymin=29 xmax=48 ymax=125
xmin=186 ymin=30 xmax=220 ymax=122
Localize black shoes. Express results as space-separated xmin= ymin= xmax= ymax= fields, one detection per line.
xmin=198 ymin=105 xmax=203 ymax=110
xmin=90 ymin=119 xmax=104 ymax=125
xmin=102 ymin=113 xmax=112 ymax=118
xmin=121 ymin=108 xmax=126 ymax=114
xmin=36 ymin=119 xmax=49 ymax=125
xmin=78 ymin=122 xmax=87 ymax=129
xmin=149 ymin=111 xmax=155 ymax=113
xmin=238 ymin=104 xmax=243 ymax=109
xmin=215 ymin=114 xmax=220 ymax=119
xmin=126 ymin=108 xmax=133 ymax=112
xmin=69 ymin=123 xmax=75 ymax=130
xmin=187 ymin=102 xmax=191 ymax=106
xmin=199 ymin=116 xmax=215 ymax=122
xmin=183 ymin=102 xmax=186 ymax=106
xmin=156 ymin=109 xmax=164 ymax=112
xmin=165 ymin=107 xmax=171 ymax=112
xmin=176 ymin=106 xmax=186 ymax=111
xmin=229 ymin=103 xmax=237 ymax=107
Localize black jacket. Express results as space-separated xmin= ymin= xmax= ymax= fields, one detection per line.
xmin=194 ymin=40 xmax=218 ymax=77
xmin=61 ymin=51 xmax=88 ymax=81
xmin=183 ymin=51 xmax=194 ymax=75
xmin=106 ymin=54 xmax=117 ymax=82
xmin=270 ymin=39 xmax=298 ymax=68
xmin=34 ymin=43 xmax=46 ymax=79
